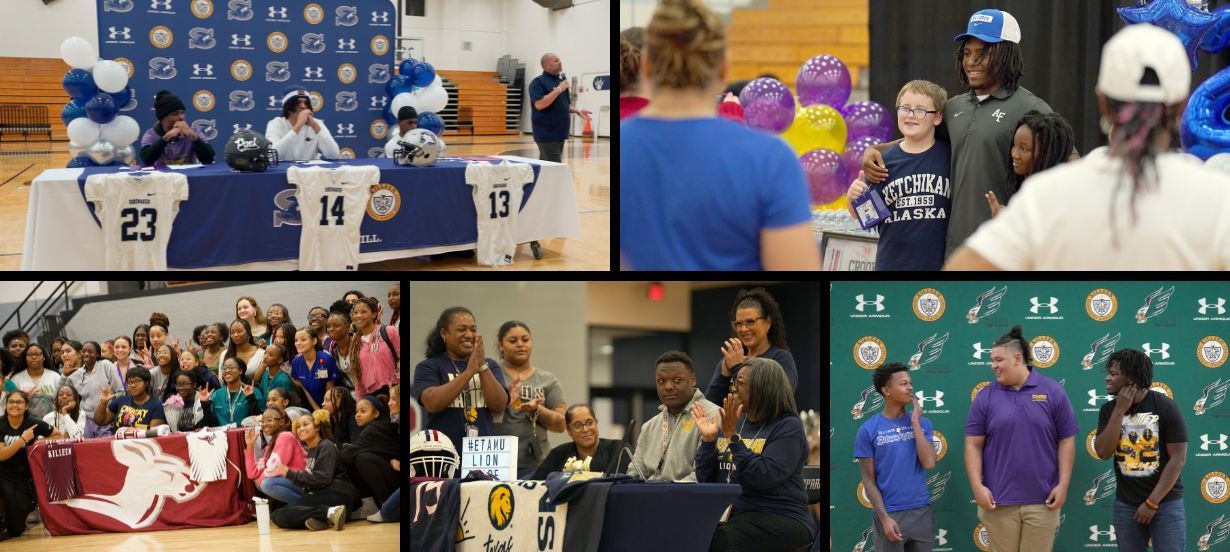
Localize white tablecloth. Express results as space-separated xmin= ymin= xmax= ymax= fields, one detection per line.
xmin=21 ymin=155 xmax=580 ymax=270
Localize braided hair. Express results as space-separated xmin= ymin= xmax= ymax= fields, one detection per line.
xmin=1008 ymin=110 xmax=1076 ymax=193
xmin=1102 ymin=82 xmax=1181 ymax=247
xmin=954 ymin=39 xmax=1024 ymax=95
xmin=992 ymin=325 xmax=1031 ymax=364
xmin=1106 ymin=348 xmax=1153 ymax=388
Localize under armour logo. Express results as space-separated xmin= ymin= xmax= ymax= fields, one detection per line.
xmin=338 ymin=38 xmax=356 ymax=50
xmin=1088 ymin=389 xmax=1112 ymax=406
xmin=1142 ymin=342 xmax=1170 ymax=360
xmin=150 ymin=0 xmax=171 ymax=10
xmin=268 ymin=6 xmax=287 ymax=18
xmin=1029 ymin=296 xmax=1058 ymax=314
xmin=268 ymin=95 xmax=280 ymax=108
xmin=1089 ymin=525 xmax=1116 ymax=542
xmin=1199 ymin=297 xmax=1227 ymax=315
xmin=231 ymin=34 xmax=252 ymax=47
xmin=935 ymin=528 xmax=947 ymax=546
xmin=971 ymin=342 xmax=993 ymax=360
xmin=992 ymin=109 xmax=1006 ymax=122
xmin=854 ymin=294 xmax=885 ymax=312
xmin=192 ymin=64 xmax=214 ymax=77
xmin=371 ymin=96 xmax=387 ymax=108
xmin=232 ymin=123 xmax=252 ymax=133
xmin=915 ymin=390 xmax=944 ymax=408
xmin=108 ymin=26 xmax=132 ymax=40
xmin=371 ymin=10 xmax=389 ymax=23
xmin=336 ymin=123 xmax=354 ymax=134
xmin=304 ymin=66 xmax=323 ymax=78
xmin=1203 ymin=433 xmax=1229 ymax=451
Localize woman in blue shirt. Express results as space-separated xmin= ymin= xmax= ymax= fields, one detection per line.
xmin=620 ymin=0 xmax=819 ymax=271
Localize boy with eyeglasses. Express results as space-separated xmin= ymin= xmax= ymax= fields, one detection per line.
xmin=846 ymin=80 xmax=952 ymax=270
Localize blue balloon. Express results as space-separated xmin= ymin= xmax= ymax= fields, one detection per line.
xmin=1201 ymin=4 xmax=1230 ymax=52
xmin=386 ymin=74 xmax=414 ymax=97
xmin=412 ymin=61 xmax=436 ymax=88
xmin=62 ymin=69 xmax=98 ymax=102
xmin=109 ymin=87 xmax=133 ymax=111
xmin=66 ymin=155 xmax=92 ymax=168
xmin=84 ymin=93 xmax=118 ymax=125
xmin=417 ymin=111 xmax=445 ymax=136
xmin=1181 ymin=66 xmax=1230 ymax=159
xmin=1118 ymin=0 xmax=1220 ymax=70
xmin=61 ymin=99 xmax=87 ymax=126
xmin=399 ymin=58 xmax=419 ymax=79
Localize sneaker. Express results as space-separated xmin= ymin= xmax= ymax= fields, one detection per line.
xmin=304 ymin=517 xmax=331 ymax=531
xmin=349 ymin=498 xmax=378 ymax=520
xmin=327 ymin=505 xmax=346 ymax=531
xmin=366 ymin=511 xmax=385 ymax=523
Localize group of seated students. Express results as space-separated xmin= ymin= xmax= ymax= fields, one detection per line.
xmin=139 ymin=88 xmax=445 ymax=167
xmin=0 ymin=285 xmax=401 ymax=540
xmin=412 ymin=288 xmax=817 ymax=552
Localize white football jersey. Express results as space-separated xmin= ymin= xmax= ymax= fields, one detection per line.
xmin=84 ymin=171 xmax=189 ymax=270
xmin=287 ymin=165 xmax=377 ymax=270
xmin=464 ymin=161 xmax=534 ymax=266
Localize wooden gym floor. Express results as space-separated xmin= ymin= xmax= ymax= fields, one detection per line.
xmin=0 ymin=134 xmax=610 ymax=271
xmin=1 ymin=516 xmax=400 ymax=550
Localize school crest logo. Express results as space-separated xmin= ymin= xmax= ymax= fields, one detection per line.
xmin=913 ymin=288 xmax=946 ymax=321
xmin=1086 ymin=288 xmax=1118 ymax=322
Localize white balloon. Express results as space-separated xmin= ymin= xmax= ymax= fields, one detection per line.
xmin=67 ymin=117 xmax=101 ymax=146
xmin=100 ymin=115 xmax=140 ymax=147
xmin=67 ymin=141 xmax=88 ymax=157
xmin=414 ymin=83 xmax=449 ymax=113
xmin=390 ymin=91 xmax=418 ymax=118
xmin=1206 ymin=152 xmax=1230 ymax=173
xmin=115 ymin=145 xmax=136 ymax=166
xmin=92 ymin=60 xmax=129 ymax=94
xmin=87 ymin=139 xmax=115 ymax=165
xmin=60 ymin=37 xmax=97 ymax=70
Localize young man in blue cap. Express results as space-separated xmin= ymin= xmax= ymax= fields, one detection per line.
xmin=863 ymin=9 xmax=1076 ymax=260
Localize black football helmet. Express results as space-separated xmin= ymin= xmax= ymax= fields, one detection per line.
xmin=224 ymin=129 xmax=279 ymax=172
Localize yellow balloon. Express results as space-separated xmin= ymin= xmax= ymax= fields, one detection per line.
xmin=782 ymin=104 xmax=847 ymax=157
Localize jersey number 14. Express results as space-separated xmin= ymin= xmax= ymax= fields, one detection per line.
xmin=320 ymin=195 xmax=346 ymax=226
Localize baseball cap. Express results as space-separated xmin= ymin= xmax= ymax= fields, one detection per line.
xmin=1097 ymin=24 xmax=1190 ymax=104
xmin=954 ymin=9 xmax=1021 ymax=44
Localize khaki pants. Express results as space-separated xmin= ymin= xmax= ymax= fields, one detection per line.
xmin=976 ymin=504 xmax=1060 ymax=552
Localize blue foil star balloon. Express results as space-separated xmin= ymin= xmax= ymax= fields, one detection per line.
xmin=1118 ymin=0 xmax=1220 ymax=70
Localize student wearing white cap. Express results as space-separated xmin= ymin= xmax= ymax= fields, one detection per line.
xmin=947 ymin=24 xmax=1230 ymax=270
xmin=863 ymin=9 xmax=1075 ymax=259
xmin=265 ymin=87 xmax=341 ymax=161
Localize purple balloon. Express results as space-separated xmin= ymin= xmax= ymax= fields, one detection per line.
xmin=843 ymin=101 xmax=893 ymax=143
xmin=842 ymin=136 xmax=883 ymax=184
xmin=796 ymin=55 xmax=851 ymax=108
xmin=738 ymin=78 xmax=795 ymax=133
xmin=800 ymin=148 xmax=848 ymax=205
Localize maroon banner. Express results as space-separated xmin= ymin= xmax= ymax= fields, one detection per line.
xmin=28 ymin=428 xmax=256 ymax=536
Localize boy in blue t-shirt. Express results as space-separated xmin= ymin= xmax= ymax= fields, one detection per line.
xmin=854 ymin=362 xmax=937 ymax=551
xmin=846 ymin=80 xmax=952 ymax=270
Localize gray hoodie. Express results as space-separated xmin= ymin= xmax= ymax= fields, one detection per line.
xmin=629 ymin=389 xmax=721 ymax=482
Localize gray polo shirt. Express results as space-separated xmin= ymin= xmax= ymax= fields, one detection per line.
xmin=940 ymin=85 xmax=1056 ymax=257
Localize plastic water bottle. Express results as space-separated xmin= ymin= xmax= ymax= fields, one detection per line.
xmin=254 ymin=496 xmax=270 ymax=534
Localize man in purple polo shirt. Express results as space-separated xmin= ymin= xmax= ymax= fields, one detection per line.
xmin=964 ymin=325 xmax=1077 ymax=551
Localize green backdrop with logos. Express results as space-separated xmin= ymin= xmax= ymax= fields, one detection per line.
xmin=830 ymin=281 xmax=1230 ymax=552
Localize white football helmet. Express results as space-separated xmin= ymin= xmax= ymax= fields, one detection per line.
xmin=409 ymin=429 xmax=459 ymax=478
xmin=393 ymin=129 xmax=442 ymax=167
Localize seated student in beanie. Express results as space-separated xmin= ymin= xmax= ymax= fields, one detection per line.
xmin=695 ymin=358 xmax=816 ymax=552
xmin=384 ymin=106 xmax=418 ymax=158
xmin=846 ymin=80 xmax=952 ymax=271
xmin=140 ymin=90 xmax=216 ymax=166
xmin=531 ymin=404 xmax=629 ymax=479
xmin=1093 ymin=348 xmax=1188 ymax=552
xmin=266 ymin=87 xmax=341 ymax=161
xmin=628 ymin=351 xmax=721 ymax=481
